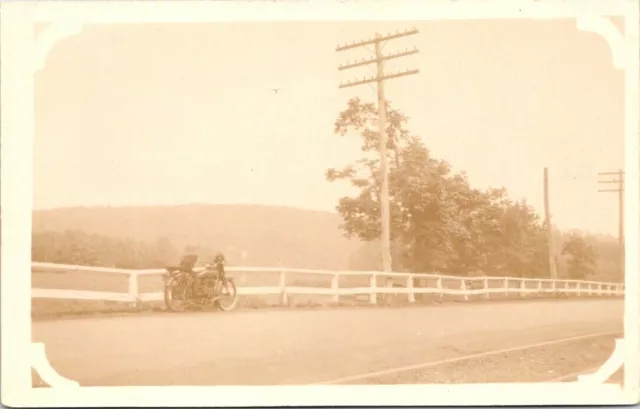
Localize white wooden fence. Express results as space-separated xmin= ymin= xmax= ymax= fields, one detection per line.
xmin=31 ymin=262 xmax=625 ymax=307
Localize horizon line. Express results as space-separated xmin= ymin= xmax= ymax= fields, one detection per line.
xmin=32 ymin=201 xmax=619 ymax=239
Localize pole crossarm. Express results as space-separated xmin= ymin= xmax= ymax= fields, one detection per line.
xmin=338 ymin=49 xmax=419 ymax=71
xmin=336 ymin=28 xmax=419 ymax=52
xmin=598 ymin=171 xmax=625 ymax=176
xmin=597 ymin=169 xmax=625 ymax=246
xmin=339 ymin=69 xmax=421 ymax=89
xmin=598 ymin=180 xmax=624 ymax=184
xmin=597 ymin=170 xmax=625 ymax=189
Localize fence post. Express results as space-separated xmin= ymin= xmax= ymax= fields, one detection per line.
xmin=406 ymin=275 xmax=415 ymax=303
xmin=436 ymin=277 xmax=443 ymax=302
xmin=279 ymin=270 xmax=288 ymax=306
xmin=331 ymin=274 xmax=339 ymax=304
xmin=577 ymin=282 xmax=582 ymax=297
xmin=504 ymin=278 xmax=509 ymax=298
xmin=551 ymin=279 xmax=556 ymax=296
xmin=460 ymin=279 xmax=468 ymax=301
xmin=369 ymin=274 xmax=377 ymax=305
xmin=484 ymin=277 xmax=489 ymax=299
xmin=537 ymin=279 xmax=542 ymax=296
xmin=607 ymin=284 xmax=612 ymax=297
xmin=519 ymin=279 xmax=525 ymax=297
xmin=128 ymin=272 xmax=139 ymax=307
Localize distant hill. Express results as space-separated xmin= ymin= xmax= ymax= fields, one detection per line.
xmin=32 ymin=204 xmax=365 ymax=270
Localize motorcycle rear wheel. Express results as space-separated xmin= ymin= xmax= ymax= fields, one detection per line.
xmin=164 ymin=277 xmax=191 ymax=312
xmin=215 ymin=278 xmax=239 ymax=311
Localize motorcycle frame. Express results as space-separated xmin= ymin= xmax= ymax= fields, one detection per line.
xmin=164 ymin=268 xmax=227 ymax=301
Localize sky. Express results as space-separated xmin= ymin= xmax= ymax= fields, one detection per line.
xmin=34 ymin=19 xmax=624 ymax=236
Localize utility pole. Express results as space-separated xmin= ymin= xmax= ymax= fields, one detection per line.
xmin=598 ymin=169 xmax=625 ymax=278
xmin=543 ymin=168 xmax=558 ymax=280
xmin=598 ymin=169 xmax=625 ymax=245
xmin=336 ymin=28 xmax=420 ymax=276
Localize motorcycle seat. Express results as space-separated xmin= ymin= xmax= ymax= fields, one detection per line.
xmin=164 ymin=265 xmax=194 ymax=273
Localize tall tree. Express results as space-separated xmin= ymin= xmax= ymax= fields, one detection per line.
xmin=327 ymin=98 xmax=548 ymax=277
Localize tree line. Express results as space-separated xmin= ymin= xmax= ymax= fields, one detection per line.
xmin=326 ymin=97 xmax=623 ymax=282
xmin=30 ymin=227 xmax=621 ymax=282
xmin=31 ymin=230 xmax=219 ymax=269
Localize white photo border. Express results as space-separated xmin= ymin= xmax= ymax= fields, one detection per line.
xmin=1 ymin=0 xmax=638 ymax=407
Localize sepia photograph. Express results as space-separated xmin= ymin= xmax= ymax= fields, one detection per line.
xmin=1 ymin=0 xmax=638 ymax=407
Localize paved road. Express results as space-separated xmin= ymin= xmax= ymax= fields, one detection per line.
xmin=32 ymin=299 xmax=623 ymax=386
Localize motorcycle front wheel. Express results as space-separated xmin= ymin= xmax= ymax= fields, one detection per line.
xmin=164 ymin=276 xmax=191 ymax=312
xmin=215 ymin=278 xmax=239 ymax=311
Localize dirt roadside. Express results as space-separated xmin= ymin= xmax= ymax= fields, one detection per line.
xmin=339 ymin=334 xmax=623 ymax=385
xmin=32 ymin=294 xmax=623 ymax=322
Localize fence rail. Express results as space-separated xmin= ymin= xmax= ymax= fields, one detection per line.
xmin=31 ymin=262 xmax=625 ymax=307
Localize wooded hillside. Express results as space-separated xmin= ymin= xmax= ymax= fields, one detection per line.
xmin=32 ymin=204 xmax=362 ymax=269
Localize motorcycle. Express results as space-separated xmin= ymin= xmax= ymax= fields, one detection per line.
xmin=163 ymin=253 xmax=239 ymax=312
